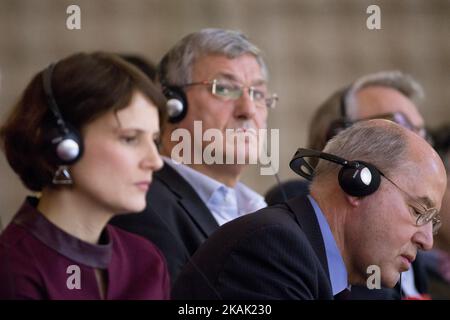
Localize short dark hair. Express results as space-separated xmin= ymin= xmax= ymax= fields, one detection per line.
xmin=119 ymin=54 xmax=157 ymax=81
xmin=0 ymin=52 xmax=166 ymax=191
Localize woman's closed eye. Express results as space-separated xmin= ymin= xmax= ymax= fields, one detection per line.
xmin=153 ymin=133 xmax=161 ymax=148
xmin=120 ymin=134 xmax=139 ymax=145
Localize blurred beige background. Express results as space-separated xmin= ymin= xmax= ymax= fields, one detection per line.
xmin=1 ymin=0 xmax=449 ymax=227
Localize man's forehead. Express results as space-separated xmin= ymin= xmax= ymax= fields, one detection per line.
xmin=355 ymin=86 xmax=424 ymax=126
xmin=356 ymin=87 xmax=414 ymax=111
xmin=192 ymin=54 xmax=265 ymax=83
xmin=215 ymin=72 xmax=266 ymax=86
xmin=397 ymin=147 xmax=446 ymax=209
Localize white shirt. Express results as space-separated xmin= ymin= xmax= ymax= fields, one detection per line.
xmin=163 ymin=157 xmax=267 ymax=226
xmin=401 ymin=268 xmax=420 ymax=297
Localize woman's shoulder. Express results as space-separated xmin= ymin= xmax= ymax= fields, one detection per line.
xmin=0 ymin=217 xmax=36 ymax=252
xmin=0 ymin=222 xmax=46 ymax=299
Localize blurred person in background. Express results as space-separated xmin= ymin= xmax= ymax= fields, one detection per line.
xmin=119 ymin=54 xmax=157 ymax=81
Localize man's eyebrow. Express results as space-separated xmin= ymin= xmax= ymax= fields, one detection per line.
xmin=410 ymin=196 xmax=436 ymax=209
xmin=418 ymin=196 xmax=435 ymax=209
xmin=215 ymin=72 xmax=266 ymax=86
xmin=215 ymin=72 xmax=237 ymax=81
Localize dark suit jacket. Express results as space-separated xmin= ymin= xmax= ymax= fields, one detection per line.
xmin=265 ymin=179 xmax=310 ymax=206
xmin=111 ymin=164 xmax=219 ymax=283
xmin=172 ymin=195 xmax=333 ymax=300
xmin=265 ymin=180 xmax=430 ymax=300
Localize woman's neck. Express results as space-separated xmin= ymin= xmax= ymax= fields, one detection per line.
xmin=37 ymin=188 xmax=112 ymax=244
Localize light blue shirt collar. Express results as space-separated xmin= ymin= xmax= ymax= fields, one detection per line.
xmin=163 ymin=157 xmax=266 ymax=226
xmin=307 ymin=195 xmax=348 ymax=295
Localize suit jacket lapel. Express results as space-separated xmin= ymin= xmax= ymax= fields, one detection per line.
xmin=155 ymin=164 xmax=219 ymax=237
xmin=286 ymin=195 xmax=330 ymax=278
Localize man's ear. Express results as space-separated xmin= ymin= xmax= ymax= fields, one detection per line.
xmin=344 ymin=194 xmax=362 ymax=208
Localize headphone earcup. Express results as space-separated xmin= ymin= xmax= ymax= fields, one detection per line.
xmin=163 ymin=86 xmax=188 ymax=123
xmin=51 ymin=124 xmax=84 ymax=165
xmin=338 ymin=161 xmax=381 ymax=197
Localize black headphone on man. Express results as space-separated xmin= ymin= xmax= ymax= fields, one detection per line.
xmin=157 ymin=53 xmax=190 ymax=124
xmin=162 ymin=85 xmax=189 ymax=123
xmin=42 ymin=63 xmax=83 ymax=165
xmin=289 ymin=148 xmax=383 ymax=197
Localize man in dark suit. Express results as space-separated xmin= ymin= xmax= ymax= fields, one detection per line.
xmin=172 ymin=120 xmax=447 ymax=299
xmin=266 ymin=70 xmax=430 ymax=206
xmin=265 ymin=71 xmax=433 ymax=299
xmin=112 ymin=29 xmax=276 ymax=282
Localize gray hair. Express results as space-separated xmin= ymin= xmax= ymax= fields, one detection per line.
xmin=314 ymin=120 xmax=409 ymax=181
xmin=345 ymin=70 xmax=424 ymax=119
xmin=157 ymin=28 xmax=268 ymax=86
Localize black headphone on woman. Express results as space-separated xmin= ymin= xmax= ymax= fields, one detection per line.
xmin=289 ymin=148 xmax=382 ymax=197
xmin=42 ymin=63 xmax=84 ymax=164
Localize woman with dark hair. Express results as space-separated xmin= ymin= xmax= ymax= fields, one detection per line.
xmin=0 ymin=52 xmax=169 ymax=299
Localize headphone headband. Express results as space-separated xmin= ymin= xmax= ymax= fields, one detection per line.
xmin=290 ymin=148 xmax=353 ymax=180
xmin=325 ymin=87 xmax=353 ymax=141
xmin=339 ymin=86 xmax=350 ymax=119
xmin=42 ymin=63 xmax=69 ymax=135
xmin=42 ymin=63 xmax=83 ymax=165
xmin=289 ymin=148 xmax=382 ymax=197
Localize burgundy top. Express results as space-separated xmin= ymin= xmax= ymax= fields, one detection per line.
xmin=0 ymin=197 xmax=170 ymax=300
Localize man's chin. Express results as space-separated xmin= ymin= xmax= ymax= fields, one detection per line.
xmin=381 ymin=272 xmax=401 ymax=289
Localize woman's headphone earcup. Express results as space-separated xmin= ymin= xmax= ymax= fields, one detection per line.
xmin=51 ymin=124 xmax=84 ymax=165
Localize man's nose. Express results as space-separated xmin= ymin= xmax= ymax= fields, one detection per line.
xmin=233 ymin=88 xmax=257 ymax=120
xmin=413 ymin=222 xmax=434 ymax=251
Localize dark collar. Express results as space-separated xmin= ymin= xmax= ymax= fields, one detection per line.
xmin=285 ymin=195 xmax=330 ymax=277
xmin=155 ymin=163 xmax=219 ymax=236
xmin=13 ymin=197 xmax=112 ymax=269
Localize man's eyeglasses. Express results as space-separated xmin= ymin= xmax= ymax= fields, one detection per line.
xmin=183 ymin=79 xmax=278 ymax=109
xmin=381 ymin=173 xmax=441 ymax=234
xmin=352 ymin=112 xmax=432 ymax=144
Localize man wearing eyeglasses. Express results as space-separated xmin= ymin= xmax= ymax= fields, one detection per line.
xmin=112 ymin=29 xmax=276 ymax=283
xmin=172 ymin=120 xmax=447 ymax=300
xmin=265 ymin=70 xmax=434 ymax=299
